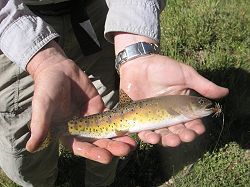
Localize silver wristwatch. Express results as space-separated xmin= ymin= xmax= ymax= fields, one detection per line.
xmin=115 ymin=42 xmax=160 ymax=74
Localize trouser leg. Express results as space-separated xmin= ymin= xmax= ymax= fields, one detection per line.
xmin=84 ymin=158 xmax=119 ymax=187
xmin=0 ymin=54 xmax=59 ymax=187
xmin=0 ymin=1 xmax=120 ymax=185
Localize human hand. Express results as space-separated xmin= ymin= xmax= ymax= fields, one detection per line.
xmin=26 ymin=41 xmax=136 ymax=163
xmin=120 ymin=54 xmax=228 ymax=146
xmin=115 ymin=34 xmax=229 ymax=147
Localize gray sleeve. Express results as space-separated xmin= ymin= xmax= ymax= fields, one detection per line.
xmin=0 ymin=0 xmax=59 ymax=70
xmin=104 ymin=0 xmax=165 ymax=43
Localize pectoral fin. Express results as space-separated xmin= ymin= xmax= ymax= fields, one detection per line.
xmin=115 ymin=129 xmax=129 ymax=137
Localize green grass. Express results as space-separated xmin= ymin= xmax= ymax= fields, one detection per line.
xmin=0 ymin=0 xmax=249 ymax=186
xmin=161 ymin=142 xmax=250 ymax=187
xmin=160 ymin=0 xmax=250 ymax=71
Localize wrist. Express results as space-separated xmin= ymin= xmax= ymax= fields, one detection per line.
xmin=114 ymin=33 xmax=159 ymax=74
xmin=27 ymin=40 xmax=67 ymax=79
xmin=114 ymin=32 xmax=158 ymax=55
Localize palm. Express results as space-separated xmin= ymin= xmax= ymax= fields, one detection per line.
xmin=120 ymin=55 xmax=228 ymax=146
xmin=120 ymin=55 xmax=190 ymax=100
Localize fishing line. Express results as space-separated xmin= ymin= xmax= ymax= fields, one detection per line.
xmin=213 ymin=103 xmax=225 ymax=151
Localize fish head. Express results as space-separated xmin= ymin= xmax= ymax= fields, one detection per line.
xmin=186 ymin=96 xmax=214 ymax=118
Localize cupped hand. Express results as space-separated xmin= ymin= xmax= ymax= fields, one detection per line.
xmin=26 ymin=41 xmax=136 ymax=164
xmin=119 ymin=54 xmax=229 ymax=147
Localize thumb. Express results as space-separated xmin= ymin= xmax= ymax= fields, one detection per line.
xmin=26 ymin=94 xmax=53 ymax=152
xmin=187 ymin=70 xmax=229 ymax=99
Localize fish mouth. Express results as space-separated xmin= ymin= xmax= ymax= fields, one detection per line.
xmin=205 ymin=102 xmax=222 ymax=117
xmin=212 ymin=103 xmax=222 ymax=117
xmin=205 ymin=103 xmax=214 ymax=111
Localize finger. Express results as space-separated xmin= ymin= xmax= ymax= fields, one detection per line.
xmin=154 ymin=128 xmax=181 ymax=147
xmin=184 ymin=119 xmax=206 ymax=135
xmin=93 ymin=137 xmax=135 ymax=157
xmin=167 ymin=123 xmax=198 ymax=142
xmin=26 ymin=94 xmax=53 ymax=152
xmin=187 ymin=68 xmax=229 ymax=99
xmin=138 ymin=130 xmax=161 ymax=144
xmin=62 ymin=136 xmax=113 ymax=164
xmin=113 ymin=136 xmax=137 ymax=150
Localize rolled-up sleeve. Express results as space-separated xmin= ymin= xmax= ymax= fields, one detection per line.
xmin=0 ymin=0 xmax=59 ymax=69
xmin=105 ymin=0 xmax=165 ymax=43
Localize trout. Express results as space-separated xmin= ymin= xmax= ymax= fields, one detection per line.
xmin=36 ymin=92 xmax=221 ymax=150
xmin=67 ymin=93 xmax=221 ymax=139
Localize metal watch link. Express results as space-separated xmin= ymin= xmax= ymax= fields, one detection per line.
xmin=115 ymin=42 xmax=160 ymax=74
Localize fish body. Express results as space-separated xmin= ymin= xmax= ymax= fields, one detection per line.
xmin=67 ymin=95 xmax=215 ymax=139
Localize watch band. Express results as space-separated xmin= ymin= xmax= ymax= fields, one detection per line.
xmin=115 ymin=42 xmax=160 ymax=74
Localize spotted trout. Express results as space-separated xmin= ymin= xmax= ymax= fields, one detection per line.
xmin=35 ymin=92 xmax=221 ymax=150
xmin=67 ymin=93 xmax=221 ymax=139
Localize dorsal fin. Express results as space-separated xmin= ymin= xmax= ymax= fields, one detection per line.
xmin=119 ymin=89 xmax=133 ymax=105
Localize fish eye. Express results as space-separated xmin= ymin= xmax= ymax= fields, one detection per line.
xmin=198 ymin=98 xmax=205 ymax=105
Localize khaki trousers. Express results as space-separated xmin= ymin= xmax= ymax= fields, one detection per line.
xmin=0 ymin=1 xmax=119 ymax=186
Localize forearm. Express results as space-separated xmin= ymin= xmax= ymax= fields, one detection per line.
xmin=105 ymin=0 xmax=165 ymax=44
xmin=0 ymin=0 xmax=59 ymax=69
